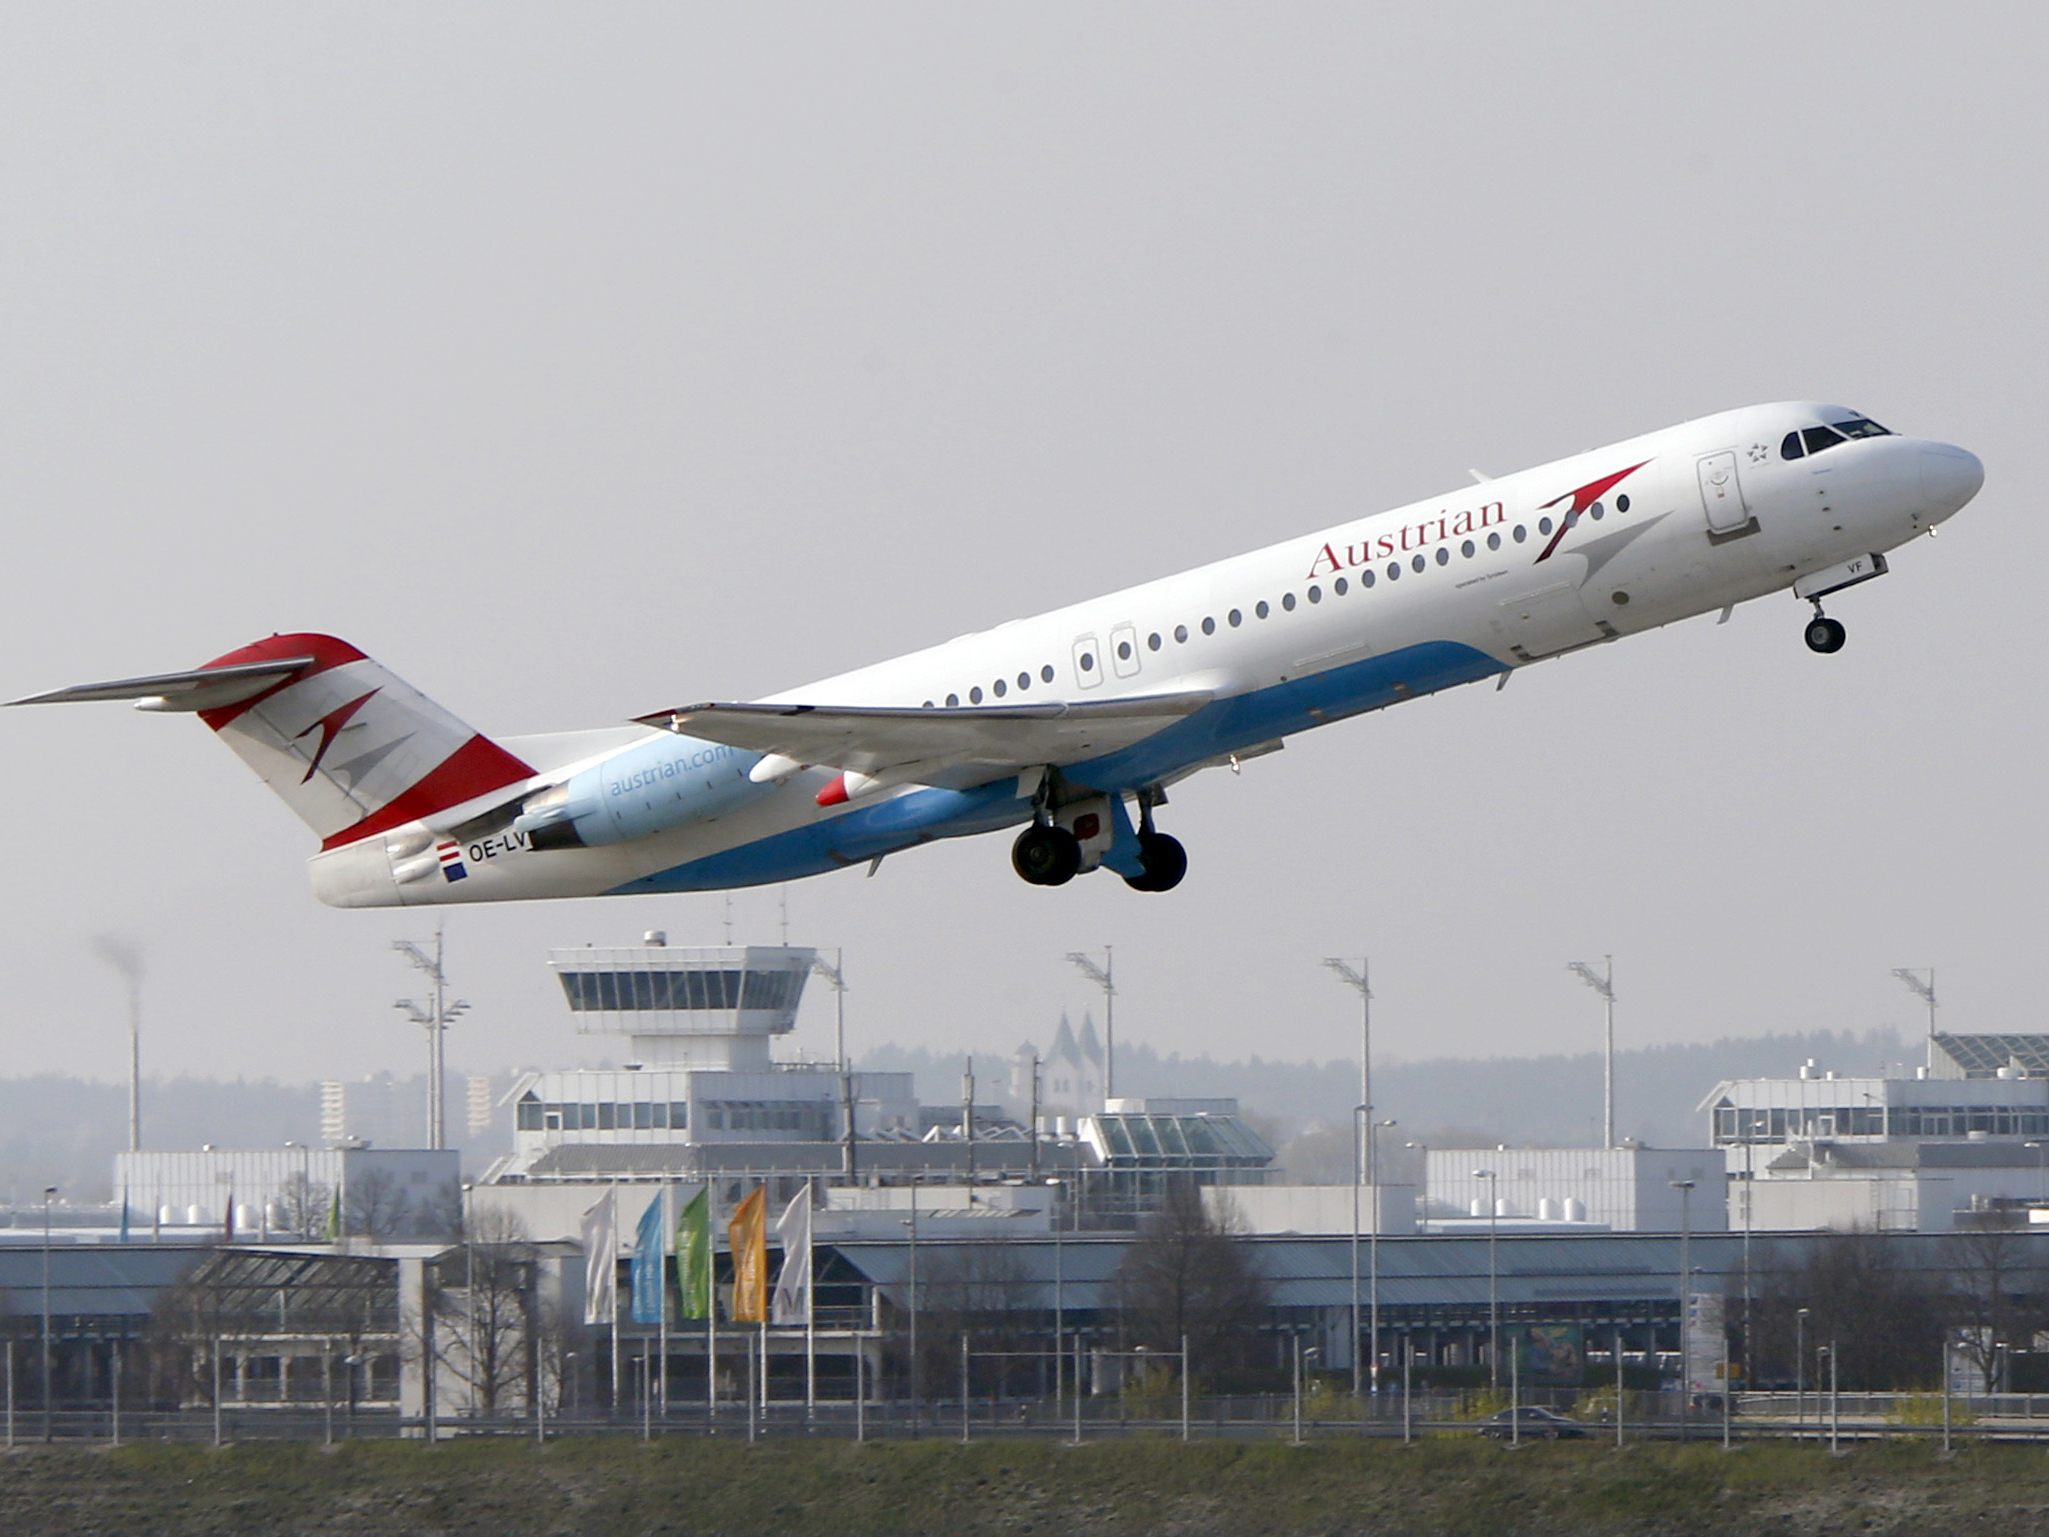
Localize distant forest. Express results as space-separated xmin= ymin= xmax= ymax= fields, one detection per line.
xmin=0 ymin=1027 xmax=1915 ymax=1206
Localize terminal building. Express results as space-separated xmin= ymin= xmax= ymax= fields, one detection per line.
xmin=1703 ymin=1034 xmax=2049 ymax=1232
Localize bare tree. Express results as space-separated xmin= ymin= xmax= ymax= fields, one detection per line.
xmin=1754 ymin=1229 xmax=1944 ymax=1390
xmin=276 ymin=1172 xmax=333 ymax=1240
xmin=429 ymin=1207 xmax=539 ymax=1417
xmin=1115 ymin=1181 xmax=1270 ymax=1383
xmin=344 ymin=1168 xmax=411 ymax=1241
xmin=1946 ymin=1216 xmax=2048 ymax=1386
xmin=918 ymin=1243 xmax=1035 ymax=1397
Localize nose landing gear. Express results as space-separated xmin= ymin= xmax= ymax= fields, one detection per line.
xmin=1804 ymin=602 xmax=1847 ymax=655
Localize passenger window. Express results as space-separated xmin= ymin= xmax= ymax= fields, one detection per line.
xmin=1256 ymin=601 xmax=1270 ymax=618
xmin=992 ymin=679 xmax=1006 ymax=698
xmin=1148 ymin=632 xmax=1162 ymax=651
xmin=1487 ymin=532 xmax=1501 ymax=551
xmin=1333 ymin=578 xmax=1347 ymax=596
xmin=1307 ymin=585 xmax=1321 ymax=603
xmin=946 ymin=693 xmax=959 ymax=707
xmin=1282 ymin=592 xmax=1296 ymax=611
xmin=1228 ymin=609 xmax=1242 ymax=627
xmin=1435 ymin=548 xmax=1449 ymax=565
xmin=1202 ymin=616 xmax=1217 ymax=634
xmin=1174 ymin=624 xmax=1189 ymax=643
xmin=1386 ymin=563 xmax=1400 ymax=581
xmin=1361 ymin=569 xmax=1375 ymax=588
xmin=969 ymin=686 xmax=983 ymax=703
xmin=1040 ymin=665 xmax=1054 ymax=683
xmin=1410 ymin=554 xmax=1425 ymax=573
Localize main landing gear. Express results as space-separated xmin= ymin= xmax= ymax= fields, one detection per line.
xmin=1123 ymin=794 xmax=1186 ymax=893
xmin=1010 ymin=789 xmax=1189 ymax=892
xmin=1804 ymin=600 xmax=1847 ymax=655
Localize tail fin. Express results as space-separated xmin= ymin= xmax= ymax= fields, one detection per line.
xmin=9 ymin=633 xmax=535 ymax=850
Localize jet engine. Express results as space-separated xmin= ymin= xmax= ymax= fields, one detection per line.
xmin=513 ymin=732 xmax=771 ymax=850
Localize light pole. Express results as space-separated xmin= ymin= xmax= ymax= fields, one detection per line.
xmin=903 ymin=1178 xmax=921 ymax=1426
xmin=1795 ymin=1307 xmax=1810 ymax=1436
xmin=1349 ymin=1104 xmax=1365 ymax=1400
xmin=1292 ymin=1339 xmax=1320 ymax=1445
xmin=1892 ymin=967 xmax=1938 ymax=1075
xmin=1475 ymin=1169 xmax=1499 ymax=1388
xmin=1671 ymin=1179 xmax=1694 ymax=1438
xmin=811 ymin=952 xmax=856 ymax=1183
xmin=1371 ymin=1117 xmax=1395 ymax=1396
xmin=1322 ymin=958 xmax=1373 ymax=1182
xmin=394 ymin=927 xmax=469 ymax=1150
xmin=1406 ymin=1141 xmax=1429 ymax=1234
xmin=1065 ymin=947 xmax=1116 ymax=1101
xmin=40 ymin=1187 xmax=55 ymax=1441
xmin=1046 ymin=1177 xmax=1066 ymax=1411
xmin=1567 ymin=956 xmax=1616 ymax=1147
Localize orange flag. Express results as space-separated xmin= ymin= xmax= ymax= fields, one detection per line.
xmin=728 ymin=1187 xmax=768 ymax=1323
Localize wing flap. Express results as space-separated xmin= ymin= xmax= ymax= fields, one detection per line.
xmin=639 ymin=691 xmax=1211 ymax=789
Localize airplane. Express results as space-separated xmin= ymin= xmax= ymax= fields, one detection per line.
xmin=9 ymin=402 xmax=1982 ymax=906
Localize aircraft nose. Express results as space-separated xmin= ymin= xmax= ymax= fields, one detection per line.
xmin=1919 ymin=442 xmax=1984 ymax=518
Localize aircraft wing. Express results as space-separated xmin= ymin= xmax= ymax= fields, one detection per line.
xmin=638 ymin=691 xmax=1211 ymax=791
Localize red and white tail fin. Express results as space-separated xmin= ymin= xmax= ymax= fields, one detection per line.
xmin=10 ymin=633 xmax=535 ymax=849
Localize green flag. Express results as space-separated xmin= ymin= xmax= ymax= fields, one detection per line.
xmin=677 ymin=1186 xmax=712 ymax=1320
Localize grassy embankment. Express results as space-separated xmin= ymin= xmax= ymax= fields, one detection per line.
xmin=7 ymin=1435 xmax=2049 ymax=1536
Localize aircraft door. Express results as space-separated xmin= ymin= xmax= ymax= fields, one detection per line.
xmin=1108 ymin=622 xmax=1141 ymax=679
xmin=1071 ymin=634 xmax=1104 ymax=689
xmin=1695 ymin=451 xmax=1754 ymax=536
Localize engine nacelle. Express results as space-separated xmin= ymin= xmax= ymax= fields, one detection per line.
xmin=514 ymin=733 xmax=771 ymax=849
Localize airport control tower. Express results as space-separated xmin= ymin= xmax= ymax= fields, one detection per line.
xmin=491 ymin=934 xmax=917 ymax=1184
xmin=550 ymin=935 xmax=816 ymax=1071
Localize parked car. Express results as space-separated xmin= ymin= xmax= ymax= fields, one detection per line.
xmin=1476 ymin=1406 xmax=1588 ymax=1440
xmin=1689 ymin=1391 xmax=1737 ymax=1415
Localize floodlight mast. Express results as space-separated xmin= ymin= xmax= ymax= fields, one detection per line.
xmin=1567 ymin=957 xmax=1616 ymax=1148
xmin=811 ymin=951 xmax=855 ymax=1182
xmin=1892 ymin=967 xmax=1937 ymax=1074
xmin=393 ymin=926 xmax=468 ymax=1150
xmin=1065 ymin=947 xmax=1115 ymax=1100
xmin=1323 ymin=958 xmax=1373 ymax=1183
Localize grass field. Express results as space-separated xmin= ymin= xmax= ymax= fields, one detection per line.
xmin=7 ymin=1435 xmax=2049 ymax=1536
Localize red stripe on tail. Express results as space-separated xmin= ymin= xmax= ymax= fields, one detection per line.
xmin=197 ymin=634 xmax=368 ymax=731
xmin=319 ymin=735 xmax=536 ymax=852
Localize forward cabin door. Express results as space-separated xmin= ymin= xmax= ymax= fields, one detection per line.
xmin=1695 ymin=450 xmax=1755 ymax=537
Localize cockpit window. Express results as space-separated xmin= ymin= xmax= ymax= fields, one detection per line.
xmin=1801 ymin=424 xmax=1849 ymax=456
xmin=1831 ymin=417 xmax=1892 ymax=438
xmin=1781 ymin=431 xmax=1804 ymax=461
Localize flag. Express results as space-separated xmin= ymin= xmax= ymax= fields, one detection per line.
xmin=772 ymin=1186 xmax=813 ymax=1326
xmin=119 ymin=1183 xmax=130 ymax=1245
xmin=325 ymin=1184 xmax=342 ymax=1242
xmin=677 ymin=1186 xmax=712 ymax=1321
xmin=630 ymin=1189 xmax=667 ymax=1324
xmin=581 ymin=1191 xmax=618 ymax=1326
xmin=728 ymin=1187 xmax=768 ymax=1323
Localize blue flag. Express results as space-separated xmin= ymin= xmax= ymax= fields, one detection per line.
xmin=629 ymin=1190 xmax=666 ymax=1324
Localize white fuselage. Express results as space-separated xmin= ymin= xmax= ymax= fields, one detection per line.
xmin=308 ymin=401 xmax=1981 ymax=905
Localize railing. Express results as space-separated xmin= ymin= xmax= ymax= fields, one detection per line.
xmin=12 ymin=1387 xmax=2049 ymax=1448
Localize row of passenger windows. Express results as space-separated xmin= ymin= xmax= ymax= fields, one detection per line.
xmin=1779 ymin=416 xmax=1892 ymax=461
xmin=920 ymin=495 xmax=1635 ymax=708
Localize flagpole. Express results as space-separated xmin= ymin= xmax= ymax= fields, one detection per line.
xmin=708 ymin=1182 xmax=718 ymax=1425
xmin=805 ymin=1178 xmax=817 ymax=1418
xmin=609 ymin=1187 xmax=621 ymax=1418
xmin=658 ymin=1183 xmax=670 ymax=1422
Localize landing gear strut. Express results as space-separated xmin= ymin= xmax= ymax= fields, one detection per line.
xmin=1804 ymin=601 xmax=1847 ymax=655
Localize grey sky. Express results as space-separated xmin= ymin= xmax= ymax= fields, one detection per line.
xmin=3 ymin=4 xmax=2041 ymax=1091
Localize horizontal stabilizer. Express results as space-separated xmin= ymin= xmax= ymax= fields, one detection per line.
xmin=7 ymin=656 xmax=314 ymax=713
xmin=639 ymin=691 xmax=1211 ymax=791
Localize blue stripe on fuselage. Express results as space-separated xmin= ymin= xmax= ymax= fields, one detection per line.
xmin=609 ymin=639 xmax=1506 ymax=894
